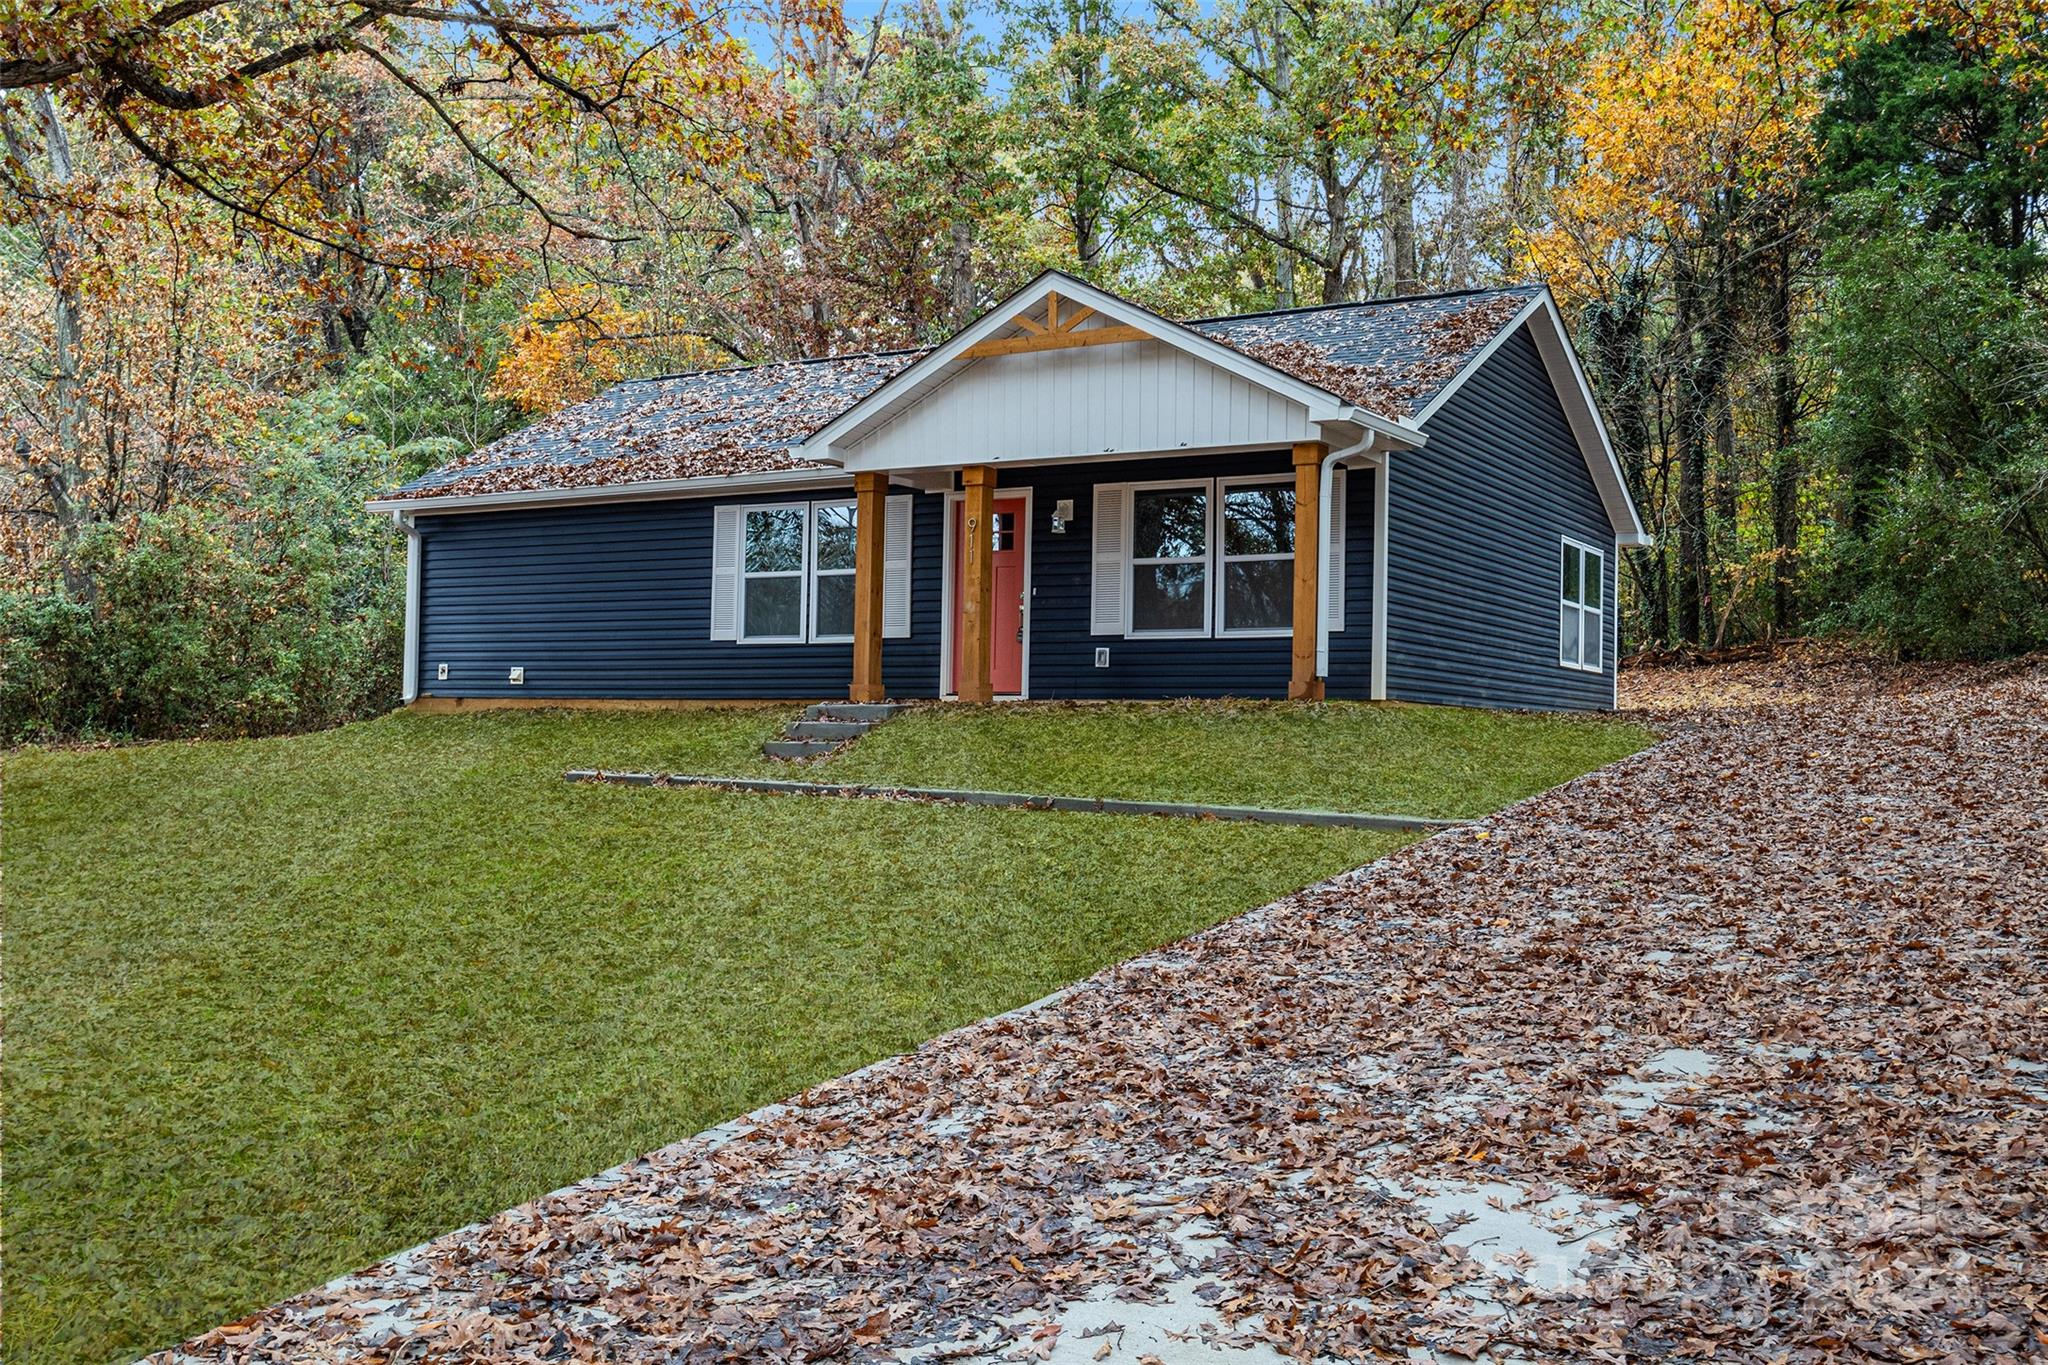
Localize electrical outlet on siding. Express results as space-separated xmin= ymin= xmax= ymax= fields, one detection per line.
xmin=1094 ymin=647 xmax=1110 ymax=668
xmin=508 ymin=666 xmax=525 ymax=685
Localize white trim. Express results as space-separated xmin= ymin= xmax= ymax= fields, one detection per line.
xmin=1125 ymin=477 xmax=1215 ymax=640
xmin=1407 ymin=290 xmax=1652 ymax=548
xmin=365 ymin=466 xmax=853 ymax=516
xmin=1559 ymin=534 xmax=1606 ymax=673
xmin=732 ymin=497 xmax=872 ymax=645
xmin=1371 ymin=450 xmax=1391 ymax=701
xmin=395 ymin=511 xmax=420 ymax=702
xmin=735 ymin=502 xmax=810 ymax=644
xmin=939 ymin=486 xmax=1034 ymax=699
xmin=808 ymin=499 xmax=858 ymax=644
xmin=1215 ymin=474 xmax=1297 ymax=639
xmin=794 ymin=270 xmax=1425 ymax=467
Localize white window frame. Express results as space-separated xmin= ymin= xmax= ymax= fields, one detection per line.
xmin=808 ymin=499 xmax=857 ymax=643
xmin=738 ymin=499 xmax=864 ymax=645
xmin=1559 ymin=535 xmax=1605 ymax=672
xmin=1215 ymin=474 xmax=1296 ymax=639
xmin=1125 ymin=478 xmax=1214 ymax=639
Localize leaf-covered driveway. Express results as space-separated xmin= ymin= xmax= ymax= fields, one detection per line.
xmin=157 ymin=654 xmax=2047 ymax=1364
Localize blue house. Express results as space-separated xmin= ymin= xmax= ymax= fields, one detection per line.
xmin=370 ymin=272 xmax=1649 ymax=711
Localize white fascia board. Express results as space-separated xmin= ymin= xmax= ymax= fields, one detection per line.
xmin=363 ymin=466 xmax=853 ymax=516
xmin=1409 ymin=290 xmax=1651 ymax=547
xmin=793 ymin=269 xmax=1426 ymax=464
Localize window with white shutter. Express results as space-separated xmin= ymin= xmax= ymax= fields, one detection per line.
xmin=1090 ymin=483 xmax=1128 ymax=635
xmin=882 ymin=494 xmax=913 ymax=639
xmin=709 ymin=505 xmax=742 ymax=640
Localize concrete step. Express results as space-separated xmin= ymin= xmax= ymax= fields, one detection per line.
xmin=762 ymin=739 xmax=841 ymax=761
xmin=803 ymin=702 xmax=908 ymax=723
xmin=787 ymin=720 xmax=870 ymax=742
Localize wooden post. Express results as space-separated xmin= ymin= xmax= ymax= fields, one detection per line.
xmin=849 ymin=470 xmax=888 ymax=703
xmin=1290 ymin=441 xmax=1327 ymax=701
xmin=958 ymin=465 xmax=997 ymax=704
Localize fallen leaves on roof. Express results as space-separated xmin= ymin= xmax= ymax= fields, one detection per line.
xmin=1207 ymin=294 xmax=1534 ymax=418
xmin=384 ymin=350 xmax=925 ymax=501
xmin=154 ymin=647 xmax=2048 ymax=1364
xmin=382 ymin=290 xmax=1544 ymax=502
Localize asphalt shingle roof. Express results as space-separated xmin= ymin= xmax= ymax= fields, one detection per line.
xmin=385 ymin=285 xmax=1543 ymax=502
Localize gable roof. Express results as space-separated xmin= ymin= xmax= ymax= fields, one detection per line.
xmin=792 ymin=271 xmax=1443 ymax=467
xmin=370 ymin=279 xmax=1595 ymax=513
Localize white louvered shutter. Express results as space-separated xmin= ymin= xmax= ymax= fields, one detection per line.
xmin=1090 ymin=483 xmax=1128 ymax=635
xmin=1325 ymin=466 xmax=1347 ymax=632
xmin=882 ymin=494 xmax=913 ymax=639
xmin=710 ymin=504 xmax=742 ymax=640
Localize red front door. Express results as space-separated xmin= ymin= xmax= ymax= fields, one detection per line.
xmin=953 ymin=496 xmax=1027 ymax=696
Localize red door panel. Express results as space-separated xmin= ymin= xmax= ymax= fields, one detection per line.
xmin=952 ymin=496 xmax=1027 ymax=696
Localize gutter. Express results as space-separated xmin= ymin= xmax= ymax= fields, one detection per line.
xmin=364 ymin=466 xmax=853 ymax=516
xmin=1314 ymin=432 xmax=1377 ymax=684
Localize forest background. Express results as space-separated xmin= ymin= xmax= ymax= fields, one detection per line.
xmin=3 ymin=0 xmax=2044 ymax=737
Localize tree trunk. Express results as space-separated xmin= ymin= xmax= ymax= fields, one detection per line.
xmin=1379 ymin=146 xmax=1417 ymax=295
xmin=1446 ymin=145 xmax=1473 ymax=289
xmin=1767 ymin=225 xmax=1800 ymax=632
xmin=947 ymin=219 xmax=976 ymax=329
xmin=1317 ymin=141 xmax=1348 ymax=303
xmin=1271 ymin=7 xmax=1295 ymax=309
xmin=1673 ymin=249 xmax=1710 ymax=646
xmin=2 ymin=92 xmax=94 ymax=596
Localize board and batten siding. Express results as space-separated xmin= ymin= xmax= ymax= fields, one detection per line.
xmin=1385 ymin=323 xmax=1619 ymax=710
xmin=987 ymin=450 xmax=1375 ymax=700
xmin=413 ymin=490 xmax=943 ymax=700
xmin=843 ymin=337 xmax=1317 ymax=466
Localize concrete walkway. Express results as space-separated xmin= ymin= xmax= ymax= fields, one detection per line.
xmin=154 ymin=653 xmax=2048 ymax=1364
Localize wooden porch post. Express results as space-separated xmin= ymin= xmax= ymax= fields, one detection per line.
xmin=958 ymin=465 xmax=997 ymax=704
xmin=849 ymin=470 xmax=888 ymax=703
xmin=1290 ymin=441 xmax=1327 ymax=701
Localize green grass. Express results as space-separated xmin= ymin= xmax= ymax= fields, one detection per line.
xmin=4 ymin=708 xmax=1434 ymax=1365
xmin=584 ymin=699 xmax=1655 ymax=821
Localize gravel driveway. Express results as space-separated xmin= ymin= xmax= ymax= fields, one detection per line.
xmin=158 ymin=652 xmax=2048 ymax=1364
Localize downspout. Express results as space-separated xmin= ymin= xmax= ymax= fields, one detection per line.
xmin=1371 ymin=450 xmax=1391 ymax=700
xmin=395 ymin=510 xmax=421 ymax=704
xmin=1314 ymin=433 xmax=1376 ymax=683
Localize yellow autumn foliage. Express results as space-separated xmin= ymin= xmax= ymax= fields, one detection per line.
xmin=1520 ymin=0 xmax=1832 ymax=304
xmin=491 ymin=287 xmax=719 ymax=414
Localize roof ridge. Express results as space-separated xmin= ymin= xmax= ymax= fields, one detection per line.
xmin=620 ymin=345 xmax=932 ymax=386
xmin=1186 ymin=282 xmax=1543 ymax=326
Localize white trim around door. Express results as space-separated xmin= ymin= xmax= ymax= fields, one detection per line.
xmin=939 ymin=484 xmax=1035 ymax=699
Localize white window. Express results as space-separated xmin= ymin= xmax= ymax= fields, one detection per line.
xmin=1129 ymin=482 xmax=1211 ymax=635
xmin=738 ymin=500 xmax=860 ymax=644
xmin=1218 ymin=477 xmax=1295 ymax=636
xmin=1560 ymin=537 xmax=1605 ymax=671
xmin=810 ymin=502 xmax=857 ymax=641
xmin=712 ymin=495 xmax=912 ymax=644
xmin=1105 ymin=475 xmax=1315 ymax=638
xmin=740 ymin=505 xmax=807 ymax=642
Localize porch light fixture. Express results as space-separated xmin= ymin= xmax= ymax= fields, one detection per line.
xmin=1051 ymin=498 xmax=1074 ymax=533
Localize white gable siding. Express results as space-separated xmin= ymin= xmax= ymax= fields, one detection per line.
xmin=839 ymin=339 xmax=1315 ymax=469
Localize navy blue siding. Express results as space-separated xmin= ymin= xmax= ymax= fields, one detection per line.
xmin=414 ymin=490 xmax=943 ymax=700
xmin=1386 ymin=324 xmax=1619 ymax=710
xmin=991 ymin=451 xmax=1373 ymax=700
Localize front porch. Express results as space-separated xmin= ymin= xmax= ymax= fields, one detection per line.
xmin=819 ymin=278 xmax=1419 ymax=706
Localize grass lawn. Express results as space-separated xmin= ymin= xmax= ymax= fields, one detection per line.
xmin=582 ymin=698 xmax=1654 ymax=821
xmin=4 ymin=700 xmax=1646 ymax=1364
